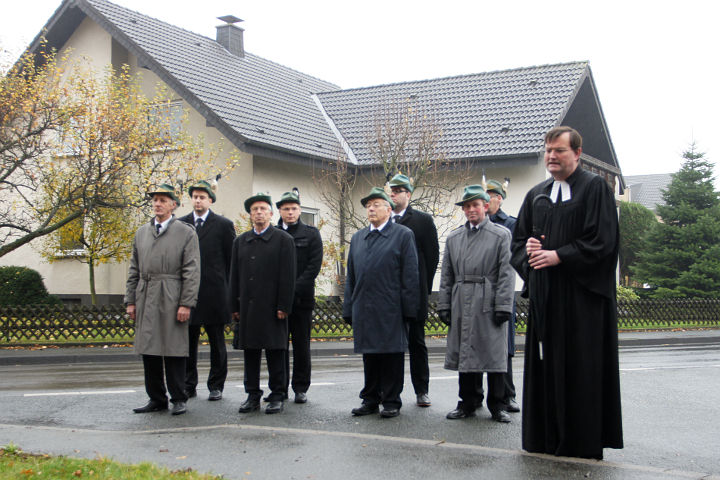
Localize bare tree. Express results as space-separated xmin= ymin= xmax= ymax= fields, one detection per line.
xmin=314 ymin=98 xmax=472 ymax=286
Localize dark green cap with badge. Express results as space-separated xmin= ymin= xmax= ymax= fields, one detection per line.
xmin=244 ymin=192 xmax=272 ymax=213
xmin=388 ymin=173 xmax=414 ymax=193
xmin=361 ymin=186 xmax=396 ymax=209
xmin=148 ymin=183 xmax=180 ymax=204
xmin=276 ymin=191 xmax=301 ymax=208
xmin=188 ymin=180 xmax=216 ymax=202
xmin=486 ymin=179 xmax=506 ymax=199
xmin=455 ymin=184 xmax=490 ymax=206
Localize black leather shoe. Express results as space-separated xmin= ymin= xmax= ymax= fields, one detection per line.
xmin=506 ymin=398 xmax=520 ymax=413
xmin=491 ymin=410 xmax=511 ymax=423
xmin=265 ymin=400 xmax=284 ymax=414
xmin=446 ymin=407 xmax=476 ymax=419
xmin=416 ymin=394 xmax=431 ymax=407
xmin=238 ymin=397 xmax=260 ymax=413
xmin=133 ymin=400 xmax=168 ymax=413
xmin=380 ymin=408 xmax=400 ymax=418
xmin=263 ymin=392 xmax=289 ymax=402
xmin=351 ymin=404 xmax=379 ymax=416
xmin=171 ymin=401 xmax=187 ymax=415
xmin=208 ymin=390 xmax=222 ymax=401
xmin=185 ymin=389 xmax=197 ymax=399
xmin=294 ymin=392 xmax=307 ymax=404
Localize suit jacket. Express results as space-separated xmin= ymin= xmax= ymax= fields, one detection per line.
xmin=179 ymin=210 xmax=236 ymax=326
xmin=276 ymin=220 xmax=323 ymax=308
xmin=396 ymin=206 xmax=440 ymax=320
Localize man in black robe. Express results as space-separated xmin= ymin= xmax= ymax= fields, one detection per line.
xmin=510 ymin=126 xmax=623 ymax=459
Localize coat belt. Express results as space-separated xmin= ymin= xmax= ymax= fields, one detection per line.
xmin=140 ymin=273 xmax=181 ymax=280
xmin=458 ymin=275 xmax=485 ymax=283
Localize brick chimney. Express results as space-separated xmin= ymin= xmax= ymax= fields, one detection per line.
xmin=216 ymin=15 xmax=244 ymax=57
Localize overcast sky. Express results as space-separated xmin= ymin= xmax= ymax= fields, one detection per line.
xmin=2 ymin=0 xmax=718 ymax=183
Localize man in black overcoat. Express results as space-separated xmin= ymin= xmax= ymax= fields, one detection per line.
xmin=486 ymin=179 xmax=520 ymax=414
xmin=230 ymin=193 xmax=295 ymax=415
xmin=275 ymin=190 xmax=323 ymax=404
xmin=388 ymin=174 xmax=439 ymax=407
xmin=510 ymin=126 xmax=623 ymax=459
xmin=179 ymin=180 xmax=236 ymax=402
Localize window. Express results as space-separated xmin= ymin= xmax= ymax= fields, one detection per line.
xmin=149 ymin=101 xmax=183 ymax=142
xmin=300 ymin=208 xmax=318 ymax=227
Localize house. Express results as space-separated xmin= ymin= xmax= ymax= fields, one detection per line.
xmin=622 ymin=173 xmax=672 ymax=213
xmin=0 ymin=0 xmax=624 ymax=304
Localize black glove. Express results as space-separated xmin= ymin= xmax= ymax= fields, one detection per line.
xmin=493 ymin=312 xmax=512 ymax=326
xmin=438 ymin=310 xmax=451 ymax=326
xmin=343 ymin=316 xmax=352 ymax=326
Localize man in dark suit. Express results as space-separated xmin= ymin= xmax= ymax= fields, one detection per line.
xmin=486 ymin=179 xmax=520 ymax=414
xmin=388 ymin=174 xmax=440 ymax=407
xmin=275 ymin=191 xmax=323 ymax=404
xmin=180 ymin=180 xmax=236 ymax=402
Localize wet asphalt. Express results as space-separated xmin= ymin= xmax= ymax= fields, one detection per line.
xmin=1 ymin=330 xmax=719 ymax=480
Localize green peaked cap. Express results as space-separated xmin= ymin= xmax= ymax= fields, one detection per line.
xmin=188 ymin=180 xmax=216 ymax=202
xmin=148 ymin=183 xmax=179 ymax=203
xmin=455 ymin=184 xmax=490 ymax=206
xmin=361 ymin=186 xmax=396 ymax=209
xmin=485 ymin=179 xmax=506 ymax=199
xmin=244 ymin=192 xmax=272 ymax=213
xmin=276 ymin=191 xmax=301 ymax=208
xmin=388 ymin=174 xmax=414 ymax=193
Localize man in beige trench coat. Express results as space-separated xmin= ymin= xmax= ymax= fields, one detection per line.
xmin=125 ymin=184 xmax=200 ymax=416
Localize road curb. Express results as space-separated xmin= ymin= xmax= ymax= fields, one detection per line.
xmin=2 ymin=331 xmax=719 ymax=366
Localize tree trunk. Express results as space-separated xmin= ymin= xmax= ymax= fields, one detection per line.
xmin=88 ymin=260 xmax=97 ymax=306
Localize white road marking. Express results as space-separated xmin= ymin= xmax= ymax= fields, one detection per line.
xmin=24 ymin=390 xmax=136 ymax=397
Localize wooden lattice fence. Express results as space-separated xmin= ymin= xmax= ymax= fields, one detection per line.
xmin=1 ymin=298 xmax=719 ymax=344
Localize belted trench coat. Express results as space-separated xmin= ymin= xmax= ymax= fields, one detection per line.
xmin=438 ymin=217 xmax=514 ymax=372
xmin=125 ymin=217 xmax=201 ymax=357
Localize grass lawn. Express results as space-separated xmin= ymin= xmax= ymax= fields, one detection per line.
xmin=0 ymin=444 xmax=223 ymax=479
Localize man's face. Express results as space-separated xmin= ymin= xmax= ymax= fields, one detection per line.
xmin=365 ymin=198 xmax=392 ymax=227
xmin=191 ymin=190 xmax=212 ymax=216
xmin=462 ymin=199 xmax=488 ymax=224
xmin=279 ymin=202 xmax=301 ymax=225
xmin=544 ymin=132 xmax=581 ymax=181
xmin=389 ymin=186 xmax=411 ymax=212
xmin=250 ymin=201 xmax=272 ymax=229
xmin=152 ymin=194 xmax=176 ymax=221
xmin=487 ymin=191 xmax=503 ymax=215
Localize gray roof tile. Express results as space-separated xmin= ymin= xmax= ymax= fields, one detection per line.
xmin=624 ymin=173 xmax=673 ymax=211
xmin=315 ymin=62 xmax=588 ymax=164
xmin=84 ymin=0 xmax=341 ymax=160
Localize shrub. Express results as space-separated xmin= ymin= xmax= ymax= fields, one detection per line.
xmin=617 ymin=284 xmax=640 ymax=302
xmin=0 ymin=266 xmax=61 ymax=305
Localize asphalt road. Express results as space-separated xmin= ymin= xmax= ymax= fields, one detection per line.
xmin=1 ymin=335 xmax=719 ymax=479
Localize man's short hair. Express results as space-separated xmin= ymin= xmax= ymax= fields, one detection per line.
xmin=544 ymin=126 xmax=582 ymax=153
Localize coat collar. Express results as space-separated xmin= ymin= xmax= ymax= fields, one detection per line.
xmin=245 ymin=224 xmax=276 ymax=243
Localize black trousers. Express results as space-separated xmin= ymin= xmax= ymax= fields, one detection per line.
xmin=462 ymin=371 xmax=505 ymax=414
xmin=360 ymin=352 xmax=404 ymax=409
xmin=284 ymin=306 xmax=313 ymax=394
xmin=186 ymin=324 xmax=228 ymax=393
xmin=142 ymin=354 xmax=187 ymax=404
xmin=243 ymin=348 xmax=286 ymax=402
xmin=502 ymin=354 xmax=517 ymax=403
xmin=407 ymin=319 xmax=429 ymax=395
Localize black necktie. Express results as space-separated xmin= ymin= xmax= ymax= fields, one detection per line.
xmin=393 ymin=214 xmax=401 ymax=223
xmin=195 ymin=218 xmax=203 ymax=230
xmin=155 ymin=223 xmax=161 ymax=235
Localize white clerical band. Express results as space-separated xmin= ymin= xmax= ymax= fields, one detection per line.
xmin=550 ymin=180 xmax=571 ymax=203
